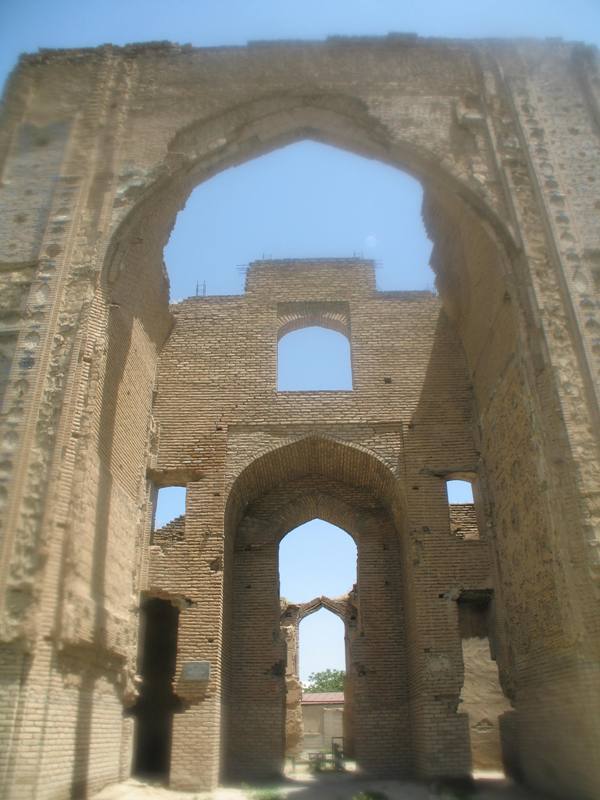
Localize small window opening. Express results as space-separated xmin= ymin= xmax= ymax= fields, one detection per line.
xmin=458 ymin=594 xmax=512 ymax=776
xmin=132 ymin=598 xmax=181 ymax=781
xmin=447 ymin=479 xmax=474 ymax=504
xmin=154 ymin=486 xmax=186 ymax=531
xmin=277 ymin=327 xmax=352 ymax=391
xmin=446 ymin=479 xmax=479 ymax=541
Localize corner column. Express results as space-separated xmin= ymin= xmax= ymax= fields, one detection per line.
xmin=402 ymin=470 xmax=471 ymax=778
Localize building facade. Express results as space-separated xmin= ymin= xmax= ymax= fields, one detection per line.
xmin=0 ymin=36 xmax=599 ymax=800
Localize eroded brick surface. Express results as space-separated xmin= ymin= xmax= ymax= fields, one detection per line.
xmin=0 ymin=37 xmax=598 ymax=800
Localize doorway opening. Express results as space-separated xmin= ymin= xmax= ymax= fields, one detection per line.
xmin=132 ymin=597 xmax=181 ymax=781
xmin=279 ymin=519 xmax=356 ymax=766
xmin=458 ymin=592 xmax=511 ymax=775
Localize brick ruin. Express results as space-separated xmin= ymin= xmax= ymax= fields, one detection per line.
xmin=0 ymin=36 xmax=599 ymax=800
xmin=280 ymin=593 xmax=357 ymax=759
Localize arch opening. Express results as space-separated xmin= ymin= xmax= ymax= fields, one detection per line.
xmin=298 ymin=610 xmax=347 ymax=763
xmin=300 ymin=610 xmax=347 ymax=688
xmin=224 ymin=437 xmax=409 ymax=781
xmin=163 ymin=140 xmax=434 ymax=300
xmin=277 ymin=326 xmax=353 ymax=392
xmin=279 ymin=518 xmax=357 ymax=603
xmin=279 ymin=519 xmax=356 ymax=763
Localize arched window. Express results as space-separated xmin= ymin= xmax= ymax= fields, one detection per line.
xmin=277 ymin=326 xmax=352 ymax=391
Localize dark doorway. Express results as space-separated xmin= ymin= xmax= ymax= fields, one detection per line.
xmin=132 ymin=597 xmax=180 ymax=781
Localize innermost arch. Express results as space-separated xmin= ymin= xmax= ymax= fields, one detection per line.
xmin=164 ymin=140 xmax=433 ymax=300
xmin=279 ymin=518 xmax=357 ymax=603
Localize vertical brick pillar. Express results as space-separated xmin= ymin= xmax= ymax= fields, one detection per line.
xmin=226 ymin=533 xmax=286 ymax=780
xmin=169 ymin=478 xmax=226 ymax=791
xmin=353 ymin=514 xmax=410 ymax=775
xmin=402 ymin=471 xmax=471 ymax=778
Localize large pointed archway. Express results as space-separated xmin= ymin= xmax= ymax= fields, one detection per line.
xmin=223 ymin=436 xmax=411 ymax=780
xmin=102 ymin=98 xmax=597 ymax=794
xmin=94 ymin=97 xmax=599 ymax=796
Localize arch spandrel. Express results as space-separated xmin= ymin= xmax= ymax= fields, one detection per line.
xmin=236 ymin=486 xmax=385 ymax=549
xmin=104 ymin=88 xmax=516 ymax=288
xmin=224 ymin=434 xmax=403 ymax=528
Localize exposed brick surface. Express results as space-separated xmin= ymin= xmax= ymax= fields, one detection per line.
xmin=0 ymin=37 xmax=599 ymax=800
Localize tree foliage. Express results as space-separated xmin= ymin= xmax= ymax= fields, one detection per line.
xmin=304 ymin=668 xmax=345 ymax=692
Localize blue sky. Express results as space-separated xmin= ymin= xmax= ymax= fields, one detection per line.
xmin=1 ymin=0 xmax=599 ymax=91
xmin=165 ymin=144 xmax=432 ymax=298
xmin=3 ymin=0 xmax=597 ymax=684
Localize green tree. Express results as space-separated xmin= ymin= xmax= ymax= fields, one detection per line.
xmin=304 ymin=668 xmax=345 ymax=692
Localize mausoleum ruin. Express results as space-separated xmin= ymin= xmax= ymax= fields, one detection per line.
xmin=0 ymin=35 xmax=599 ymax=800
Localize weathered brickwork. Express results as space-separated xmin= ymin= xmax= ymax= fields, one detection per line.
xmin=0 ymin=36 xmax=599 ymax=800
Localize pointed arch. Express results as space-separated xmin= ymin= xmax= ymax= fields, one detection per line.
xmin=223 ymin=433 xmax=409 ymax=779
xmin=225 ymin=434 xmax=402 ymax=537
xmin=103 ymin=92 xmax=518 ymax=292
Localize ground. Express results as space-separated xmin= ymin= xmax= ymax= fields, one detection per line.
xmin=93 ymin=772 xmax=548 ymax=800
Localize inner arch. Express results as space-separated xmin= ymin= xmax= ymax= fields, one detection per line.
xmin=299 ymin=608 xmax=346 ymax=687
xmin=279 ymin=518 xmax=357 ymax=603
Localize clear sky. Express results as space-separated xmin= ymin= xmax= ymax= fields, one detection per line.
xmin=2 ymin=0 xmax=599 ymax=91
xmin=165 ymin=143 xmax=432 ymax=299
xmin=3 ymin=0 xmax=597 ymax=684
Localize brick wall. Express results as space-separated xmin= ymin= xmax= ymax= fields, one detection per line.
xmin=1 ymin=38 xmax=599 ymax=800
xmin=149 ymin=260 xmax=491 ymax=783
